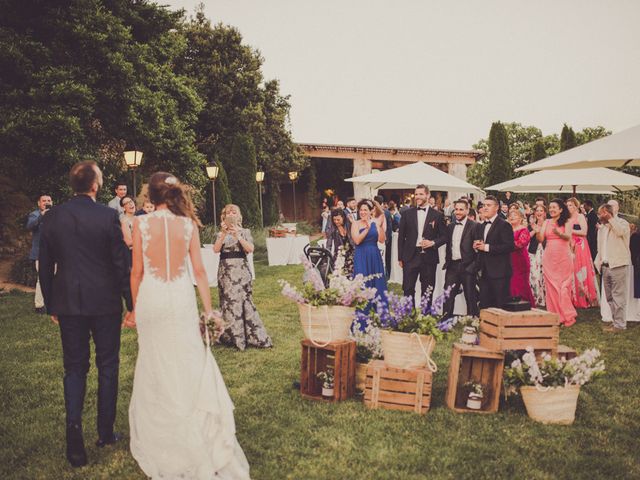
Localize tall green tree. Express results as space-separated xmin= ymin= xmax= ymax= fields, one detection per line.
xmin=531 ymin=140 xmax=547 ymax=162
xmin=226 ymin=134 xmax=260 ymax=227
xmin=485 ymin=122 xmax=511 ymax=188
xmin=211 ymin=159 xmax=232 ymax=224
xmin=576 ymin=126 xmax=611 ymax=146
xmin=560 ymin=124 xmax=577 ymax=151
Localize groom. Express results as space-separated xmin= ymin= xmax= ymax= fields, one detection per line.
xmin=39 ymin=161 xmax=133 ymax=467
xmin=397 ymin=184 xmax=447 ymax=308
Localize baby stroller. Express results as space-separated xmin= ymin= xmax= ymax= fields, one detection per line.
xmin=303 ymin=244 xmax=334 ymax=287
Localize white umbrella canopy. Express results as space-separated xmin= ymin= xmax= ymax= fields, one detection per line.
xmin=517 ymin=124 xmax=640 ymax=172
xmin=345 ymin=161 xmax=482 ymax=192
xmin=486 ymin=168 xmax=640 ymax=194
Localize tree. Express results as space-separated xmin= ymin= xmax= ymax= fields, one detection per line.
xmin=485 ymin=122 xmax=511 ymax=188
xmin=576 ymin=126 xmax=611 ymax=146
xmin=212 ymin=159 xmax=232 ymax=224
xmin=226 ymin=134 xmax=260 ymax=227
xmin=560 ymin=124 xmax=577 ymax=151
xmin=531 ymin=140 xmax=547 ymax=162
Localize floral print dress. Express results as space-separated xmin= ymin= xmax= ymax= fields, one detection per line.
xmin=218 ymin=229 xmax=272 ymax=350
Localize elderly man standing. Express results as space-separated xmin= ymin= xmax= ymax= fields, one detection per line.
xmin=595 ymin=202 xmax=630 ymax=332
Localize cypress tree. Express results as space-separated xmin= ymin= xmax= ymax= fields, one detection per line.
xmin=531 ymin=140 xmax=547 ymax=161
xmin=560 ymin=124 xmax=577 ymax=151
xmin=214 ymin=160 xmax=232 ymax=224
xmin=263 ymin=179 xmax=280 ymax=226
xmin=486 ymin=122 xmax=511 ymax=187
xmin=226 ymin=134 xmax=261 ymax=227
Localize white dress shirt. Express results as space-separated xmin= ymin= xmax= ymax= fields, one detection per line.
xmin=451 ymin=217 xmax=467 ymax=260
xmin=416 ymin=205 xmax=429 ymax=246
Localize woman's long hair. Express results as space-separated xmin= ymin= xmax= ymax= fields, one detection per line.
xmin=148 ymin=172 xmax=201 ymax=226
xmin=550 ymin=198 xmax=569 ymax=227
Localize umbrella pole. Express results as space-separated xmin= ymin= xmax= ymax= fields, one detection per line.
xmin=572 ymin=185 xmax=576 ymax=196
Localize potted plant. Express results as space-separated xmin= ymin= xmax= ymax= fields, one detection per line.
xmin=504 ymin=347 xmax=605 ymax=425
xmin=349 ymin=313 xmax=383 ymax=393
xmin=369 ymin=287 xmax=454 ymax=372
xmin=317 ymin=369 xmax=335 ymax=398
xmin=458 ymin=316 xmax=480 ymax=345
xmin=464 ymin=381 xmax=484 ymax=410
xmin=280 ymin=250 xmax=379 ymax=347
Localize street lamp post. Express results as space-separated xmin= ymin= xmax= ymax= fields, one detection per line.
xmin=123 ymin=150 xmax=143 ymax=199
xmin=206 ymin=164 xmax=220 ymax=228
xmin=256 ymin=171 xmax=265 ymax=228
xmin=288 ymin=171 xmax=298 ymax=221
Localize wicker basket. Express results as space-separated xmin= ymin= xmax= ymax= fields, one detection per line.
xmin=298 ymin=304 xmax=355 ymax=347
xmin=379 ymin=330 xmax=437 ymax=371
xmin=520 ymin=385 xmax=580 ymax=425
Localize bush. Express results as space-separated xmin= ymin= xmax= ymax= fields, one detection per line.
xmin=9 ymin=256 xmax=37 ymax=287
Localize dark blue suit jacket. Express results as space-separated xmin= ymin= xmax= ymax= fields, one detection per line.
xmin=39 ymin=195 xmax=133 ymax=316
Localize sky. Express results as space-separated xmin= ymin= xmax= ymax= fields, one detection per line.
xmin=165 ymin=0 xmax=640 ymax=151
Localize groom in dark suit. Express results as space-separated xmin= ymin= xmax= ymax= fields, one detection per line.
xmin=442 ymin=199 xmax=479 ymax=319
xmin=473 ymin=195 xmax=515 ymax=309
xmin=39 ymin=161 xmax=133 ymax=467
xmin=397 ymin=184 xmax=447 ymax=308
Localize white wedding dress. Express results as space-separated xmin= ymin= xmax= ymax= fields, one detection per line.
xmin=129 ymin=210 xmax=250 ymax=479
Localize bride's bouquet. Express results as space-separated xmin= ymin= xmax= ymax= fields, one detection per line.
xmin=199 ymin=310 xmax=224 ymax=345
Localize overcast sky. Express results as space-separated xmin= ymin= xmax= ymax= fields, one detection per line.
xmin=166 ymin=0 xmax=640 ymax=151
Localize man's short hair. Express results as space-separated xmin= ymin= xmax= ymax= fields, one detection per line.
xmin=69 ymin=161 xmax=98 ymax=194
xmin=38 ymin=194 xmax=51 ymax=201
xmin=415 ymin=184 xmax=430 ymax=194
xmin=454 ymin=199 xmax=469 ymax=208
xmin=583 ymin=200 xmax=594 ymax=209
xmin=599 ymin=204 xmax=614 ymax=215
xmin=346 ymin=197 xmax=355 ymax=203
xmin=484 ymin=195 xmax=498 ymax=204
xmin=534 ymin=196 xmax=546 ymax=204
xmin=114 ymin=181 xmax=127 ymax=190
xmin=468 ymin=208 xmax=477 ymax=218
xmin=374 ymin=195 xmax=384 ymax=204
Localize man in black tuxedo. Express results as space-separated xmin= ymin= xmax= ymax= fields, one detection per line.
xmin=397 ymin=184 xmax=447 ymax=308
xmin=442 ymin=199 xmax=479 ymax=319
xmin=583 ymin=200 xmax=598 ymax=260
xmin=472 ymin=195 xmax=515 ymax=309
xmin=39 ymin=161 xmax=133 ymax=467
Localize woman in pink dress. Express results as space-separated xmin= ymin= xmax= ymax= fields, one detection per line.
xmin=507 ymin=209 xmax=535 ymax=306
xmin=537 ymin=198 xmax=577 ymax=327
xmin=566 ymin=197 xmax=599 ymax=308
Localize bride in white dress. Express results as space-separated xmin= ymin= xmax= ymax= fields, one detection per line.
xmin=126 ymin=172 xmax=250 ymax=479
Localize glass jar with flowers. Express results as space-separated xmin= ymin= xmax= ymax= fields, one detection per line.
xmin=504 ymin=347 xmax=605 ymax=424
xmin=464 ymin=381 xmax=484 ymax=410
xmin=349 ymin=313 xmax=383 ymax=393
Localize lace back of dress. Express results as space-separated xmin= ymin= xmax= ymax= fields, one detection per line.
xmin=140 ymin=211 xmax=192 ymax=283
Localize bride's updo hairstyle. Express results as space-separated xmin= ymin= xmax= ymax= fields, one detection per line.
xmin=148 ymin=172 xmax=202 ymax=226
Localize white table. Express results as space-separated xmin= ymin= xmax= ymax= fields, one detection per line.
xmin=266 ymin=235 xmax=310 ymax=266
xmin=389 ymin=232 xmax=468 ymax=315
xmin=600 ymin=266 xmax=640 ymax=323
xmin=188 ymin=246 xmax=255 ymax=288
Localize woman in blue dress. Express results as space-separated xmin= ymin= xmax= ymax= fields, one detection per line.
xmin=351 ymin=199 xmax=388 ymax=328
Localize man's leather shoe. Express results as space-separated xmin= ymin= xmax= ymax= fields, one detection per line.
xmin=66 ymin=424 xmax=87 ymax=467
xmin=95 ymin=432 xmax=122 ymax=448
xmin=603 ymin=325 xmax=626 ymax=333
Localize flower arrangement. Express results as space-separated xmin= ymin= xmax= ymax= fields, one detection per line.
xmin=199 ymin=310 xmax=224 ymax=345
xmin=464 ymin=381 xmax=484 ymax=396
xmin=368 ymin=286 xmax=454 ymax=339
xmin=349 ymin=312 xmax=383 ymax=363
xmin=317 ymin=369 xmax=334 ymax=388
xmin=464 ymin=381 xmax=484 ymax=410
xmin=457 ymin=315 xmax=480 ymax=345
xmin=279 ymin=251 xmax=379 ymax=309
xmin=504 ymin=347 xmax=605 ymax=394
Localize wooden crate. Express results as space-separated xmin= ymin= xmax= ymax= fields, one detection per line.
xmin=479 ymin=308 xmax=559 ymax=355
xmin=538 ymin=344 xmax=578 ymax=361
xmin=300 ymin=339 xmax=356 ymax=402
xmin=364 ymin=360 xmax=432 ymax=415
xmin=445 ymin=343 xmax=504 ymax=414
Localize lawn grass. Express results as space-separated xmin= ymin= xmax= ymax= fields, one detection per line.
xmin=1 ymin=263 xmax=639 ymax=479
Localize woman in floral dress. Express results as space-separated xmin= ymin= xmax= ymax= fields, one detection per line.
xmin=213 ymin=204 xmax=272 ymax=350
xmin=528 ymin=205 xmax=547 ymax=307
xmin=566 ymin=197 xmax=599 ymax=308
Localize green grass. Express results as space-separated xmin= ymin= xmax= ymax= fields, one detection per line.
xmin=1 ymin=264 xmax=639 ymax=479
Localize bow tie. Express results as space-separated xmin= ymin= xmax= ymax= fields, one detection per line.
xmin=417 ymin=207 xmax=427 ymax=211
xmin=483 ymin=220 xmax=492 ymax=225
xmin=455 ymin=222 xmax=463 ymax=226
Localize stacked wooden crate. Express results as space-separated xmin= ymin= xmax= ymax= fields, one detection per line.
xmin=300 ymin=339 xmax=356 ymax=402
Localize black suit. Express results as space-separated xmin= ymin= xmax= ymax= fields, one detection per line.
xmin=397 ymin=206 xmax=447 ymax=306
xmin=39 ymin=195 xmax=132 ymax=439
xmin=442 ymin=218 xmax=479 ymax=318
xmin=586 ymin=209 xmax=598 ymax=260
xmin=474 ymin=215 xmax=515 ymax=309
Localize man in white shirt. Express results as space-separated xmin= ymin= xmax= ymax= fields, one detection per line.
xmin=107 ymin=182 xmax=128 ymax=216
xmin=442 ymin=199 xmax=478 ymax=319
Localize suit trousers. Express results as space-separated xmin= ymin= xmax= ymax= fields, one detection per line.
xmin=33 ymin=261 xmax=44 ymax=308
xmin=58 ymin=314 xmax=121 ymax=437
xmin=602 ymin=265 xmax=628 ymax=329
xmin=442 ymin=261 xmax=479 ymax=318
xmin=403 ymin=251 xmax=437 ymax=307
xmin=478 ymin=271 xmax=510 ymax=309
xmin=384 ymin=239 xmax=392 ymax=279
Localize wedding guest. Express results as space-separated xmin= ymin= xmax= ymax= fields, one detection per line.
xmin=428 ymin=196 xmax=437 ymax=210
xmin=120 ymin=196 xmax=136 ymax=252
xmin=107 ymin=181 xmax=127 ymax=215
xmin=595 ymin=203 xmax=630 ymax=332
xmin=442 ymin=199 xmax=479 ymax=319
xmin=504 ymin=191 xmax=514 ymax=206
xmin=566 ymin=197 xmax=599 ymax=308
xmin=399 ymin=198 xmax=412 ymax=215
xmin=336 ymin=200 xmax=345 ymax=210
xmin=26 ymin=194 xmax=52 ymax=313
xmin=508 ymin=208 xmax=535 ymax=306
xmin=630 ymin=223 xmax=640 ymax=299
xmin=213 ymin=204 xmax=272 ymax=350
xmin=443 ymin=198 xmax=454 ymax=220
xmin=388 ymin=200 xmax=401 ymax=231
xmin=375 ymin=195 xmax=393 ymax=279
xmin=325 ymin=208 xmax=354 ymax=276
xmin=528 ymin=205 xmax=547 ymax=307
xmin=344 ymin=197 xmax=358 ymax=223
xmin=523 ymin=202 xmax=532 ymax=218
xmin=320 ymin=200 xmax=331 ymax=235
xmin=537 ymin=198 xmax=577 ymax=327
xmin=468 ymin=208 xmax=477 ymax=222
xmin=583 ymin=200 xmax=598 ymax=260
xmin=473 ymin=196 xmax=515 ymax=309
xmin=499 ymin=201 xmax=509 ymax=219
xmin=352 ymin=199 xmax=387 ymax=317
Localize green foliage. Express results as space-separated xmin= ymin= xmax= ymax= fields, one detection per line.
xmin=225 ymin=134 xmax=261 ymax=227
xmin=214 ymin=160 xmax=233 ymax=223
xmin=576 ymin=126 xmax=611 ymax=146
xmin=560 ymin=123 xmax=578 ymax=151
xmin=305 ymin=162 xmax=320 ymax=213
xmin=531 ymin=140 xmax=547 ymax=162
xmin=8 ymin=256 xmax=37 ymax=287
xmin=485 ymin=122 xmax=511 ymax=188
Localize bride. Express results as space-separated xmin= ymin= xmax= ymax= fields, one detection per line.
xmin=126 ymin=172 xmax=250 ymax=479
